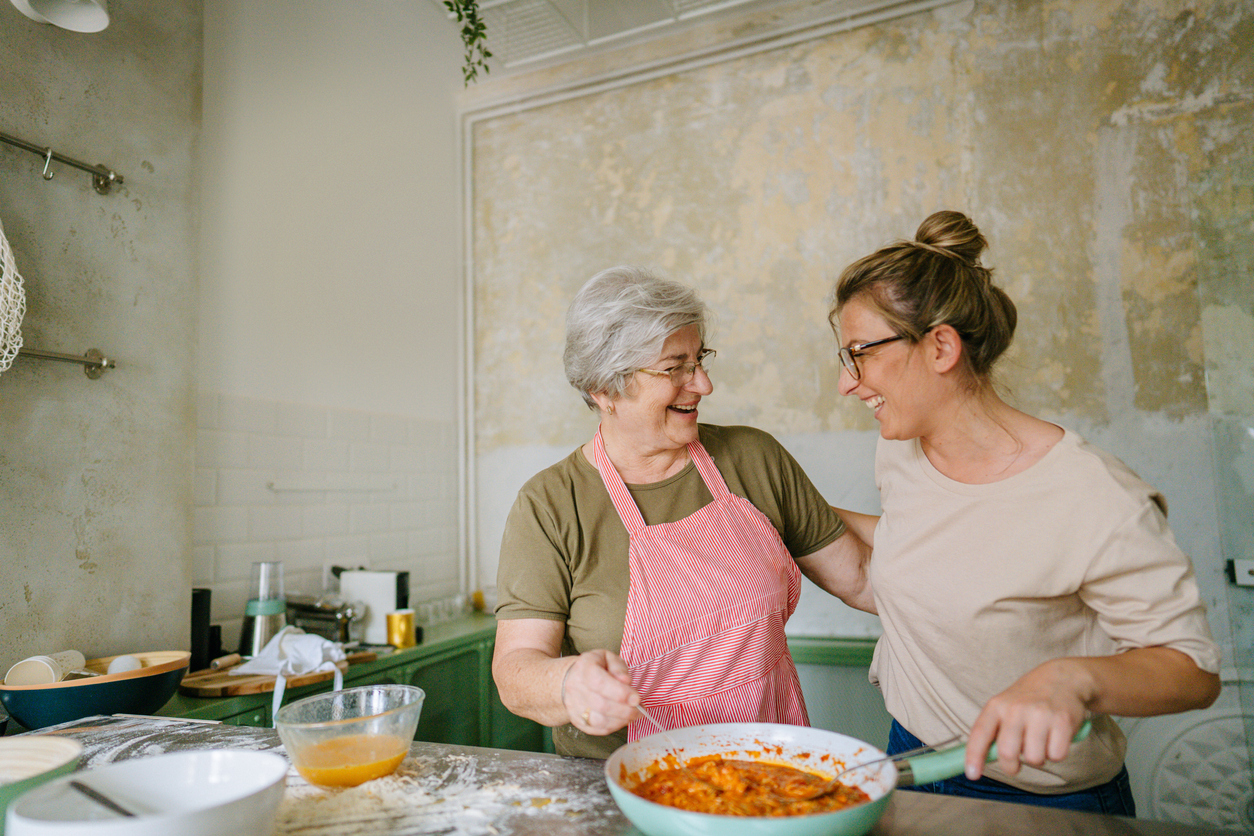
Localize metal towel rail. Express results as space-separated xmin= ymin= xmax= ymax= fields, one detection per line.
xmin=0 ymin=130 xmax=123 ymax=194
xmin=16 ymin=347 xmax=115 ymax=378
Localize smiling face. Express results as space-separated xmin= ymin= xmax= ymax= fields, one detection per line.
xmin=836 ymin=298 xmax=936 ymax=441
xmin=597 ymin=324 xmax=713 ymax=458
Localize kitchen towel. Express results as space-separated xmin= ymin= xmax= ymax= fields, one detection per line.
xmin=231 ymin=626 xmax=346 ymax=723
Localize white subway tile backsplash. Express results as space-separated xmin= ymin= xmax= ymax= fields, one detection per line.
xmin=194 ymin=506 xmax=248 ymax=544
xmin=276 ymin=537 xmax=328 ymax=566
xmin=193 ymin=468 xmax=217 ymax=506
xmin=212 ymin=579 xmax=250 ymax=629
xmin=248 ymin=434 xmax=304 ymax=471
xmin=217 ymin=540 xmax=280 ymax=582
xmin=192 ymin=545 xmax=215 ymax=584
xmin=388 ymin=502 xmax=422 ymax=530
xmin=370 ymin=414 xmax=409 ymax=444
xmin=276 ymin=402 xmax=330 ymax=439
xmin=389 ymin=445 xmax=421 ymax=473
xmin=348 ymin=441 xmax=390 ymax=474
xmin=324 ymin=533 xmax=372 ymax=564
xmin=196 ymin=393 xmax=221 ymax=431
xmin=369 ymin=531 xmax=407 ymax=563
xmin=349 ymin=503 xmax=390 ymax=534
xmin=303 ymin=437 xmax=351 ymax=471
xmin=303 ymin=503 xmax=350 ymax=537
xmin=248 ymin=504 xmax=305 ymax=541
xmin=197 ymin=430 xmax=250 ymax=469
xmin=328 ymin=408 xmax=370 ymax=441
xmin=195 ymin=397 xmax=461 ymax=621
xmin=215 ymin=469 xmax=276 ymax=506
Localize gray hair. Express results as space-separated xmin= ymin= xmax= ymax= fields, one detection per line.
xmin=563 ymin=266 xmax=707 ymax=409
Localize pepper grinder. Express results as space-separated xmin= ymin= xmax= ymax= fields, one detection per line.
xmin=238 ymin=560 xmax=286 ymax=657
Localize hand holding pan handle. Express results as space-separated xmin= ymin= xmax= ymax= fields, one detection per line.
xmin=897 ymin=718 xmax=1093 ymax=787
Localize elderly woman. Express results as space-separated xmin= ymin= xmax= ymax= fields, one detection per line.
xmin=492 ymin=266 xmax=870 ymax=759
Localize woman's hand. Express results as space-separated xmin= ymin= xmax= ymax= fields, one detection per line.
xmin=560 ymin=649 xmax=640 ymax=735
xmin=964 ymin=658 xmax=1089 ymax=780
xmin=964 ymin=648 xmax=1220 ymax=780
xmin=493 ymin=618 xmax=642 ymax=734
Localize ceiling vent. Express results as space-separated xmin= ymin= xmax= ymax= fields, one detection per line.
xmin=434 ymin=0 xmax=806 ymax=69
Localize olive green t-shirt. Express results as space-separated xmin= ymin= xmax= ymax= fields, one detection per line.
xmin=495 ymin=424 xmax=845 ymax=758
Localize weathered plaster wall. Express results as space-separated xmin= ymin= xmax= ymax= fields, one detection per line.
xmin=0 ymin=2 xmax=201 ymax=662
xmin=469 ymin=0 xmax=1251 ymax=647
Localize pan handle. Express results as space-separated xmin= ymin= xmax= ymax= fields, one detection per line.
xmin=897 ymin=718 xmax=1093 ymax=787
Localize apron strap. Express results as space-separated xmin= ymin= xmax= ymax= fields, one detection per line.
xmin=593 ymin=428 xmax=734 ymax=534
xmin=686 ymin=439 xmax=732 ymax=501
xmin=592 ymin=427 xmax=648 ymax=534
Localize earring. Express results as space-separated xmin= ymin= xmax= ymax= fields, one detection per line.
xmin=607 ymin=404 xmax=615 ymax=416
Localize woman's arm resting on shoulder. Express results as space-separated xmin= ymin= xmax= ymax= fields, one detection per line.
xmin=964 ymin=646 xmax=1222 ymax=780
xmin=832 ymin=506 xmax=879 ymax=548
xmin=492 ymin=617 xmax=642 ymax=735
xmin=794 ymin=528 xmax=876 ymax=614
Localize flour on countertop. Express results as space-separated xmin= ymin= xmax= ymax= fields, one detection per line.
xmin=276 ymin=751 xmax=618 ymax=836
xmin=37 ymin=716 xmax=284 ymax=768
xmin=36 ymin=717 xmax=624 ymax=836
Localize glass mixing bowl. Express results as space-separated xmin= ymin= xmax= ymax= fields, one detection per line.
xmin=275 ymin=684 xmax=425 ymax=788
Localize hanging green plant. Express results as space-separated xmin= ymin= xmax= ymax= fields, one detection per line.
xmin=444 ymin=0 xmax=493 ymax=85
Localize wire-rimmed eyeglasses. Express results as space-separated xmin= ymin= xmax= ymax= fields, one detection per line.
xmin=838 ymin=336 xmax=904 ymax=380
xmin=636 ymin=348 xmax=716 ymax=387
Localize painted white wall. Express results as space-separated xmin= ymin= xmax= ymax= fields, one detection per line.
xmin=194 ymin=3 xmax=468 ymax=632
xmin=199 ymin=0 xmax=463 ymax=421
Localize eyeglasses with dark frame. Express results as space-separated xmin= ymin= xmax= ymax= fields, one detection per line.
xmin=838 ymin=336 xmax=905 ymax=380
xmin=636 ymin=348 xmax=716 ymax=387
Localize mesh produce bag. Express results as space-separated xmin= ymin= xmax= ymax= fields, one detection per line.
xmin=0 ymin=214 xmax=26 ymax=374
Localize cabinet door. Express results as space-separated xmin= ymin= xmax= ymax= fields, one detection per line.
xmin=350 ymin=648 xmax=482 ymax=746
xmin=220 ymin=705 xmax=271 ymax=728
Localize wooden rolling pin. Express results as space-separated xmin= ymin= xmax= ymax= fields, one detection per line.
xmin=209 ymin=653 xmax=241 ymax=670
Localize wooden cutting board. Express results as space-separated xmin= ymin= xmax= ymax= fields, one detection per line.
xmin=178 ymin=650 xmax=377 ymax=697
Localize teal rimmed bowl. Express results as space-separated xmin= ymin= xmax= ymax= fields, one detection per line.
xmin=0 ymin=652 xmax=189 ymax=731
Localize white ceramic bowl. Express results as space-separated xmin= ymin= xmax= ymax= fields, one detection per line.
xmin=5 ymin=750 xmax=287 ymax=836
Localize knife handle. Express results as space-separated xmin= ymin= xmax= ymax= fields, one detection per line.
xmin=900 ymin=718 xmax=1093 ymax=787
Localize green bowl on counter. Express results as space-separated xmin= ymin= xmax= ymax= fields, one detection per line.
xmin=0 ymin=737 xmax=82 ymax=835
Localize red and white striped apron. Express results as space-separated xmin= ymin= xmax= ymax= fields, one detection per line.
xmin=592 ymin=429 xmax=808 ymax=742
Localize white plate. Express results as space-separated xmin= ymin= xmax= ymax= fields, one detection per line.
xmin=6 ymin=750 xmax=287 ymax=836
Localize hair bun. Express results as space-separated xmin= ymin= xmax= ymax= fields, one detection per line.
xmin=915 ymin=210 xmax=987 ymax=265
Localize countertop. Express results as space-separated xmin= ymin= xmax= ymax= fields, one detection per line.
xmin=22 ymin=715 xmax=1243 ymax=836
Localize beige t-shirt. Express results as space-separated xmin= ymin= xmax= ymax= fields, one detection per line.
xmin=870 ymin=430 xmax=1220 ymax=793
xmin=496 ymin=424 xmax=846 ymax=758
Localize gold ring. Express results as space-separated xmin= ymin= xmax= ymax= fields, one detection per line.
xmin=582 ymin=710 xmax=591 ymax=724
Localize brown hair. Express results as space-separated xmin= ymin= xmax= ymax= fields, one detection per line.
xmin=830 ymin=210 xmax=1017 ymax=382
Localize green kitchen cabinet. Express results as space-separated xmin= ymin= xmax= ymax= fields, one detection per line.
xmin=344 ymin=644 xmax=484 ymax=746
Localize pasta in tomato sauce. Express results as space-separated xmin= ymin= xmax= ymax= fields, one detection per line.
xmin=631 ymin=756 xmax=871 ymax=817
